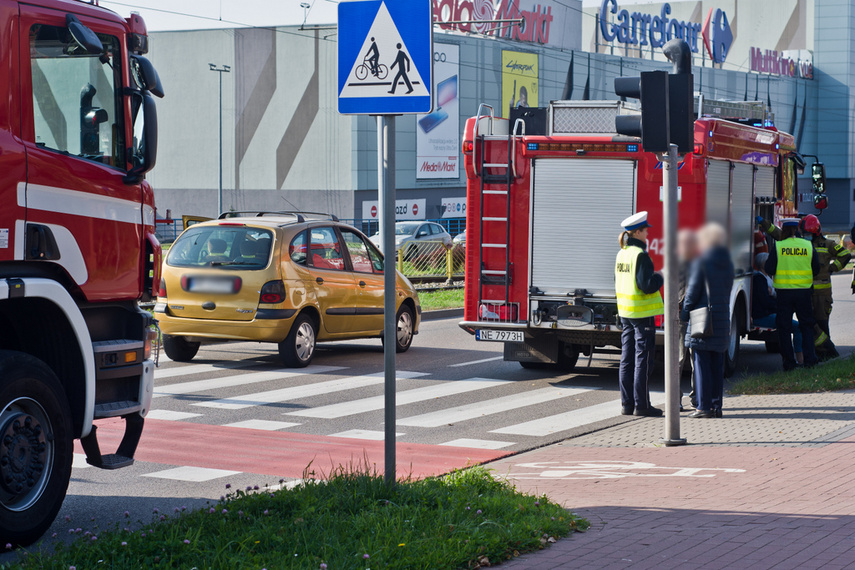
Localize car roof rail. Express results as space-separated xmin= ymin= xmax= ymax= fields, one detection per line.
xmin=217 ymin=211 xmax=339 ymax=223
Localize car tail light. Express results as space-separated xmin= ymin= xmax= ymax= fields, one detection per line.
xmin=479 ymin=303 xmax=518 ymax=322
xmin=158 ymin=278 xmax=167 ymax=298
xmin=259 ymin=280 xmax=287 ymax=304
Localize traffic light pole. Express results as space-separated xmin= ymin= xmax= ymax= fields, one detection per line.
xmin=661 ymin=143 xmax=686 ymax=447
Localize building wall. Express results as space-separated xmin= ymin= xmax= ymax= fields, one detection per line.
xmin=146 ymin=10 xmax=851 ymax=228
xmin=813 ymin=0 xmax=855 ymax=227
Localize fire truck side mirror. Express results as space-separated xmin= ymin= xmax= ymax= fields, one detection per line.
xmin=65 ymin=14 xmax=103 ymax=55
xmin=130 ymin=55 xmax=165 ymax=98
xmin=812 ymin=162 xmax=827 ymax=194
xmin=124 ymin=91 xmax=158 ymax=185
xmin=813 ymin=194 xmax=828 ymax=211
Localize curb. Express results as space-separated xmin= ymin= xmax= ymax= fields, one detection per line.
xmin=421 ymin=308 xmax=464 ymax=321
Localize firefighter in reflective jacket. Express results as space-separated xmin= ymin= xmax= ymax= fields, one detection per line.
xmin=615 ymin=212 xmax=664 ymax=417
xmin=764 ymin=219 xmax=821 ymax=370
xmin=801 ymin=214 xmax=850 ymax=358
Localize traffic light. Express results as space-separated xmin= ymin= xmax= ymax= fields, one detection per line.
xmin=614 ymin=71 xmax=669 ymax=152
xmin=614 ymin=40 xmax=694 ymax=154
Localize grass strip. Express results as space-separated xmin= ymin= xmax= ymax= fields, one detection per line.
xmin=418 ymin=288 xmax=464 ymax=311
xmin=6 ymin=466 xmax=587 ymax=569
xmin=729 ymin=353 xmax=855 ymax=395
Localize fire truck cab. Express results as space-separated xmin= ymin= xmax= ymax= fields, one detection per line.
xmin=461 ymin=98 xmax=803 ymax=376
xmin=0 ymin=0 xmax=162 ymax=544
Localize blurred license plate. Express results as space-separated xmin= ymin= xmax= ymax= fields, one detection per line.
xmin=475 ymin=330 xmax=523 ymax=342
xmin=188 ymin=277 xmax=235 ymax=294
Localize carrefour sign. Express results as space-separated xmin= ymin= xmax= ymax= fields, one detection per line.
xmin=598 ymin=0 xmax=732 ymax=64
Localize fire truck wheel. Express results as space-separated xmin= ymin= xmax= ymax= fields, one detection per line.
xmin=162 ymin=334 xmax=200 ymax=362
xmin=279 ymin=313 xmax=317 ymax=368
xmin=724 ymin=317 xmax=740 ymax=378
xmin=0 ymin=351 xmax=73 ymax=547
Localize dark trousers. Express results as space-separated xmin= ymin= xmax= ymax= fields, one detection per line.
xmin=619 ymin=316 xmax=655 ymax=411
xmin=693 ymin=349 xmax=724 ymax=412
xmin=776 ymin=288 xmax=817 ymax=369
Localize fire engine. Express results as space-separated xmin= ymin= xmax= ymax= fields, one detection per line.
xmin=461 ymin=97 xmax=807 ymax=376
xmin=0 ymin=0 xmax=162 ymax=544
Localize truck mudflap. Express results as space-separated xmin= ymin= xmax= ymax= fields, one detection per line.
xmin=79 ymin=413 xmax=144 ymax=469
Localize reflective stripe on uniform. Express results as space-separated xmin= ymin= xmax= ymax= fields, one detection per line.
xmin=615 ymin=245 xmax=664 ymax=319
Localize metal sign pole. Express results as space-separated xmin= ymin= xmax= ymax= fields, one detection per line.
xmin=377 ymin=114 xmax=397 ymax=484
xmin=662 ymin=143 xmax=686 ymax=446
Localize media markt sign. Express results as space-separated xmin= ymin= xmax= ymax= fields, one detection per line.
xmin=598 ymin=0 xmax=732 ymax=64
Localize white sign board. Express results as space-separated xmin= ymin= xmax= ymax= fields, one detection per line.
xmin=440 ymin=197 xmax=466 ymax=218
xmin=363 ymin=199 xmax=427 ymax=221
xmin=416 ymin=44 xmax=459 ymax=179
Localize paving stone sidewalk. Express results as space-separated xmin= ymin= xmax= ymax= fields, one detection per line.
xmin=490 ymin=391 xmax=855 ymax=569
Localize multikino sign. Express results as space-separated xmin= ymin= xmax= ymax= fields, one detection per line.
xmin=598 ymin=0 xmax=702 ymax=52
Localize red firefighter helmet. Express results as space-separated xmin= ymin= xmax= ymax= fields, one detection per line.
xmin=753 ymin=230 xmax=768 ymax=255
xmin=803 ymin=214 xmax=821 ymax=235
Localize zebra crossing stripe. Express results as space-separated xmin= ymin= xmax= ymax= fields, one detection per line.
xmin=286 ymin=378 xmax=510 ymax=419
xmin=398 ymin=386 xmax=599 ymax=427
xmin=193 ymin=371 xmax=428 ymax=410
xmin=223 ymin=419 xmax=302 ymax=431
xmin=439 ymin=438 xmax=515 ymax=450
xmin=153 ymin=365 xmax=346 ymax=397
xmin=490 ymin=392 xmax=667 ymax=437
xmin=155 ymin=360 xmax=265 ymax=380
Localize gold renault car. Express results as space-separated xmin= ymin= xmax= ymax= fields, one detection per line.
xmin=154 ymin=212 xmax=421 ymax=367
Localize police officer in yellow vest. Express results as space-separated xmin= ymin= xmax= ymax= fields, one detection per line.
xmin=764 ymin=219 xmax=821 ymax=370
xmin=615 ymin=212 xmax=664 ymax=417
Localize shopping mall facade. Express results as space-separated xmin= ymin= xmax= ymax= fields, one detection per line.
xmin=146 ymin=0 xmax=854 ymax=230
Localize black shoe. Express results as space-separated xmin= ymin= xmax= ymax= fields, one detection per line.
xmin=634 ymin=407 xmax=664 ymax=417
xmin=621 ymin=406 xmax=634 ymax=416
xmin=689 ymin=409 xmax=714 ymax=418
xmin=679 ymin=405 xmax=685 ymax=412
xmin=713 ymin=409 xmax=723 ymax=418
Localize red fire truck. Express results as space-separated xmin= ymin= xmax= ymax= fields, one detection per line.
xmin=460 ymin=98 xmax=803 ymax=376
xmin=0 ymin=0 xmax=162 ymax=544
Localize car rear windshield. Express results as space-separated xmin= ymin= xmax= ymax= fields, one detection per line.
xmin=395 ymin=222 xmax=420 ymax=235
xmin=167 ymin=226 xmax=273 ymax=270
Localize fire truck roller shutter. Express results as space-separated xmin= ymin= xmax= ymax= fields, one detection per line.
xmin=731 ymin=163 xmax=755 ymax=275
xmin=754 ymin=166 xmax=776 ymax=236
xmin=530 ymin=158 xmax=636 ymax=296
xmin=707 ymin=160 xmax=731 ymax=229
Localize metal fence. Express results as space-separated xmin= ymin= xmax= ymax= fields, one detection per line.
xmin=155 ymin=219 xmax=182 ymax=243
xmin=396 ymin=240 xmax=465 ymax=283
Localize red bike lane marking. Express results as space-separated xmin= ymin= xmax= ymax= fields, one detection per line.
xmin=75 ymin=418 xmax=509 ymax=479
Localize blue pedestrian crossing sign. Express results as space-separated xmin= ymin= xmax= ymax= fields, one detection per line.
xmin=338 ymin=0 xmax=433 ymax=115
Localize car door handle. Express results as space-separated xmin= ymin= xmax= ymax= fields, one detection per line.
xmin=316 ymin=277 xmax=324 ymax=285
xmin=358 ymin=281 xmax=366 ymax=287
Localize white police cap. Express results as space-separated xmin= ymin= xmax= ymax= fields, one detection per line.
xmin=621 ymin=211 xmax=652 ymax=231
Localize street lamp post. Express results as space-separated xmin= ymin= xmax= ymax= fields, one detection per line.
xmin=209 ymin=63 xmax=231 ymax=216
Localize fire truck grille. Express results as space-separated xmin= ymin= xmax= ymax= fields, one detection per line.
xmin=550 ymin=102 xmax=639 ymax=135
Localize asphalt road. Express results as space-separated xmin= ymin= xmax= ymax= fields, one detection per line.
xmin=9 ymin=272 xmax=855 ymax=556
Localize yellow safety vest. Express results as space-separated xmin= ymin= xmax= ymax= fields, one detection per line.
xmin=615 ymin=245 xmax=664 ymax=318
xmin=773 ymin=237 xmax=813 ymax=289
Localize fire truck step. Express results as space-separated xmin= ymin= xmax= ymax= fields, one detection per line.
xmin=80 ymin=414 xmax=144 ymax=470
xmin=482 ymin=217 xmax=508 ymax=222
xmin=483 ymin=175 xmax=511 ymax=184
xmin=482 ymin=243 xmax=507 ymax=248
xmin=482 ymin=270 xmax=507 ymax=275
xmin=483 ymin=190 xmax=508 ymax=195
xmin=483 ymin=163 xmax=509 ymax=168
